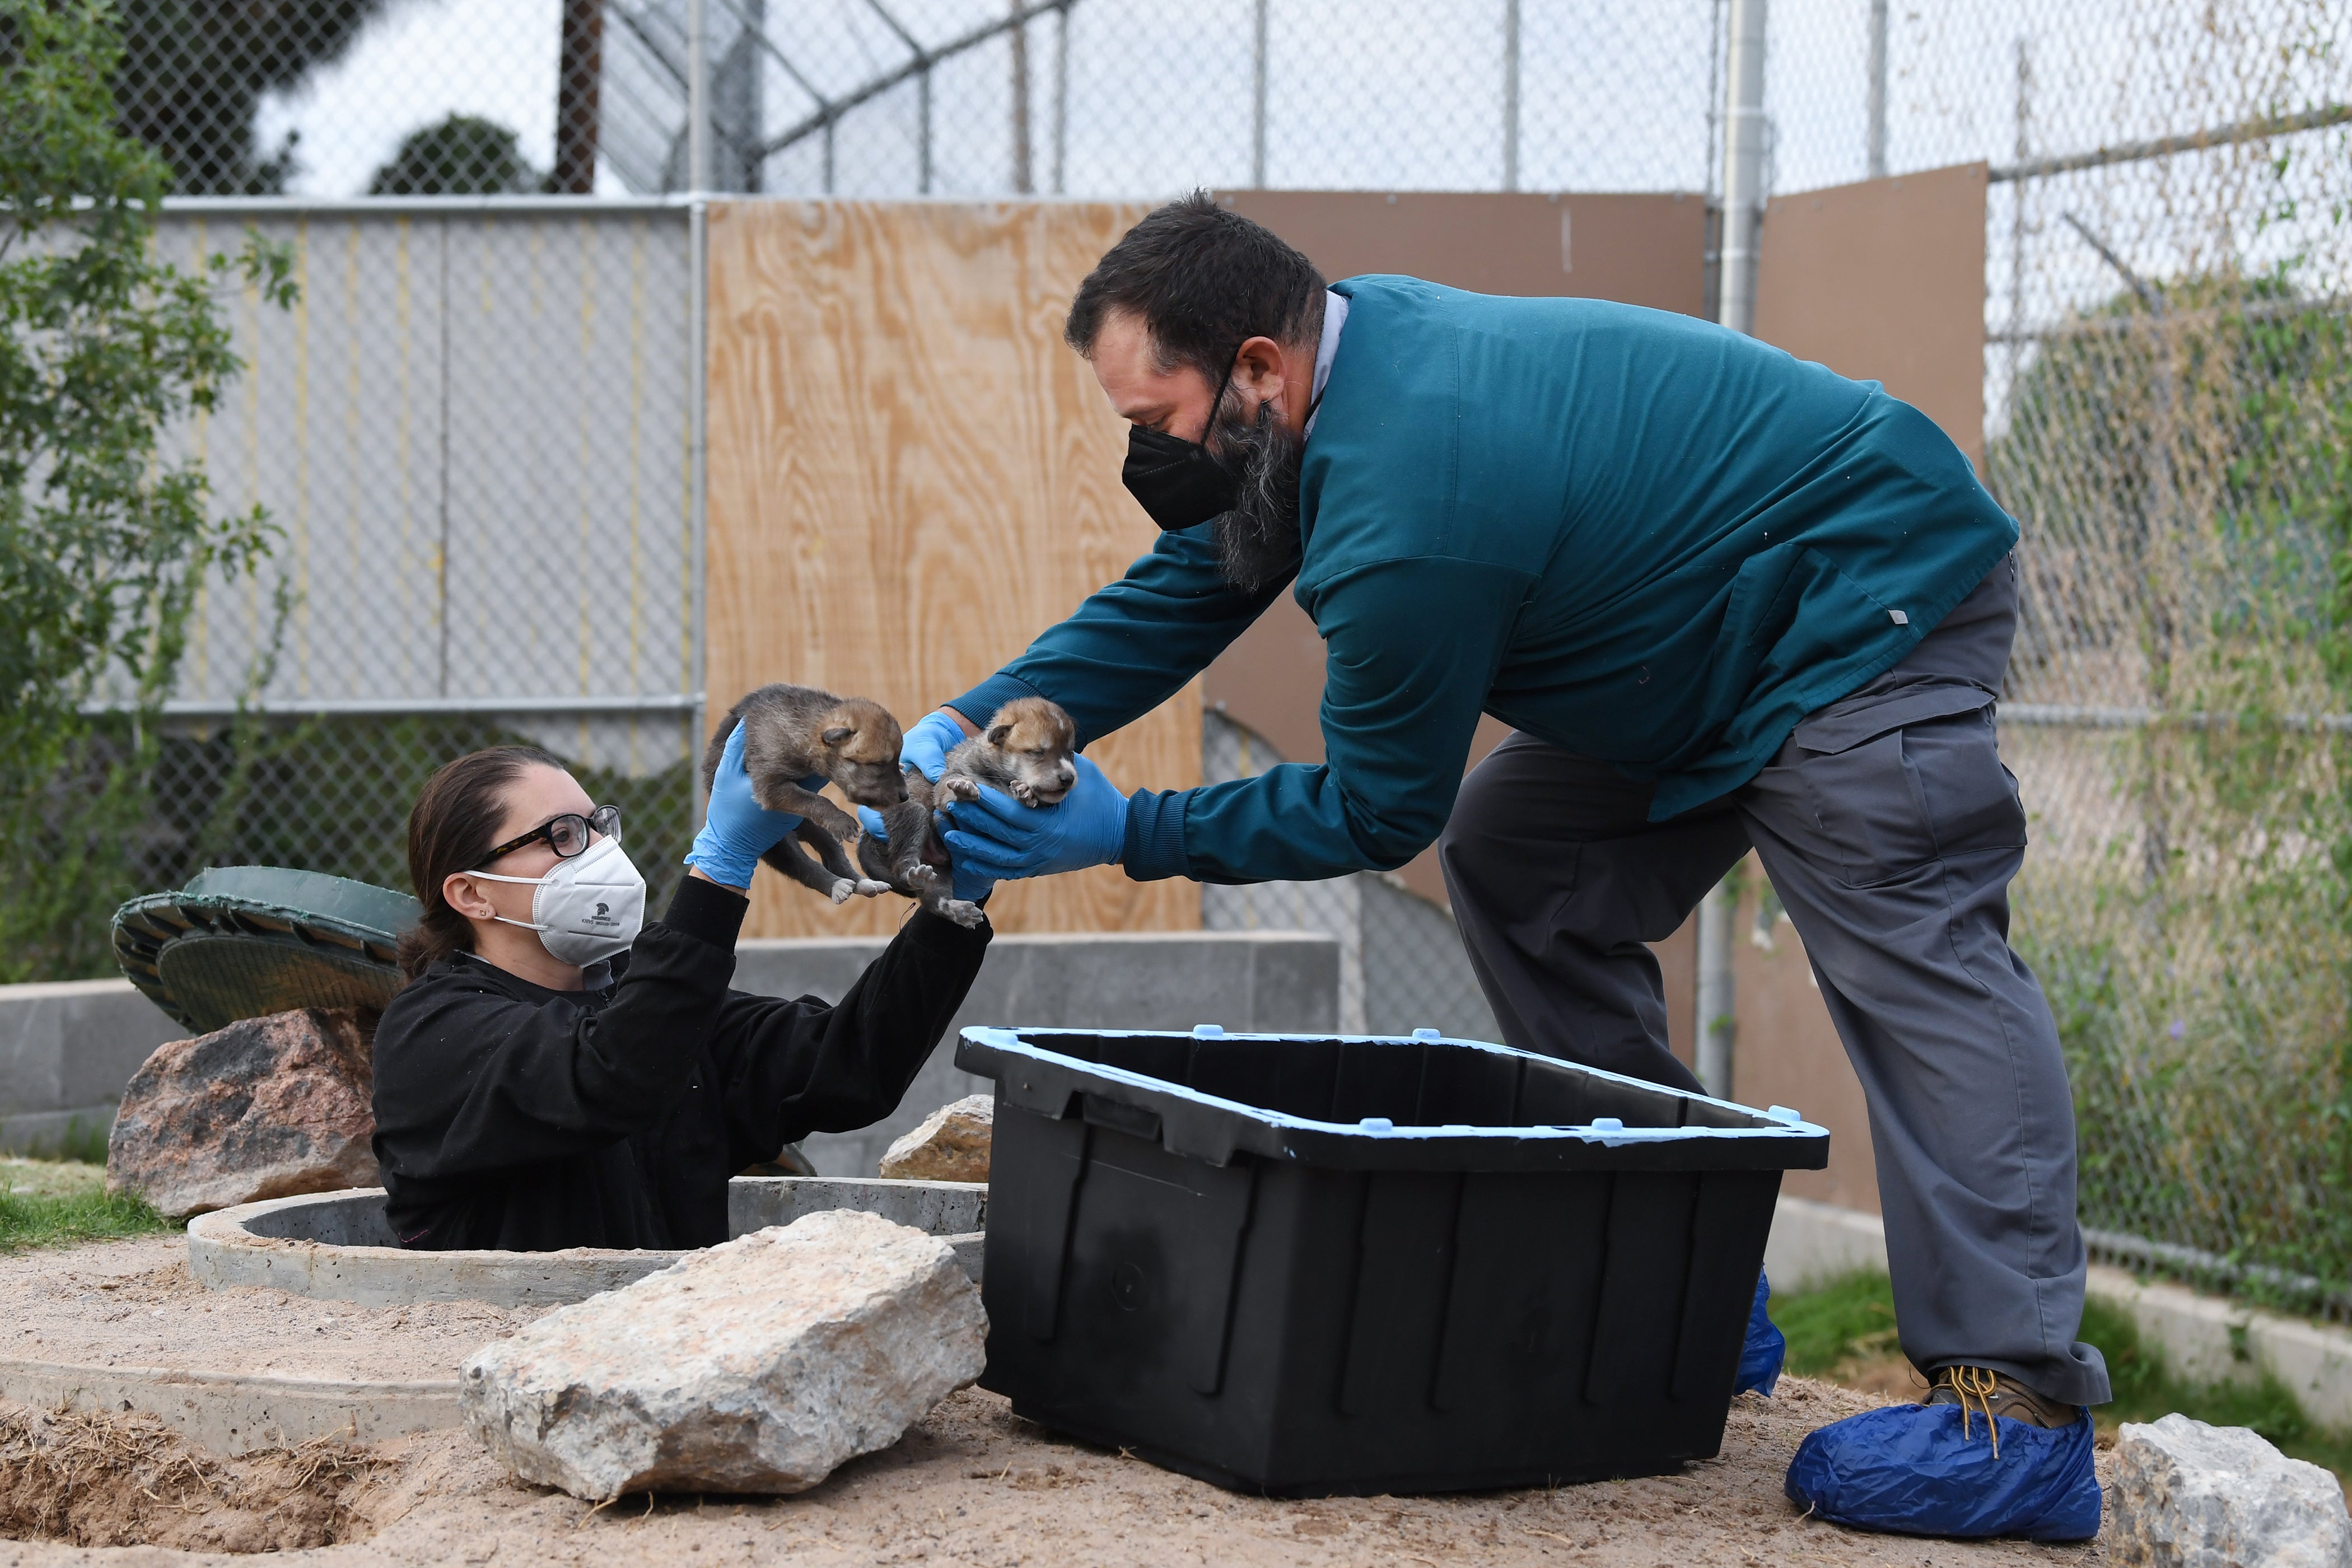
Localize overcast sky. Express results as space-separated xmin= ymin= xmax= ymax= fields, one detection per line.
xmin=253 ymin=0 xmax=2349 ymax=343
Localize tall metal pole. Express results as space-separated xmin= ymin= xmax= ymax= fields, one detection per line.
xmin=1051 ymin=2 xmax=1068 ymax=194
xmin=686 ymin=0 xmax=707 ymax=197
xmin=1502 ymin=0 xmax=1521 ymax=192
xmin=1716 ymin=0 xmax=1767 ymax=337
xmin=1696 ymin=876 xmax=1737 ymax=1100
xmin=1697 ymin=0 xmax=1768 ymax=1101
xmin=686 ymin=0 xmax=710 ymax=815
xmin=919 ymin=69 xmax=933 ymax=194
xmin=1250 ymin=0 xmax=1269 ymax=187
xmin=1865 ymin=0 xmax=1888 ymax=178
xmin=1010 ymin=0 xmax=1033 ymax=194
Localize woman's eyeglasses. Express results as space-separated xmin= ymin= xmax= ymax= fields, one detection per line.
xmin=475 ymin=804 xmax=622 ymax=867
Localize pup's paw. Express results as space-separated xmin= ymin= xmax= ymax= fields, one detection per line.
xmin=939 ymin=898 xmax=985 ymax=928
xmin=938 ymin=776 xmax=981 ymax=804
xmin=827 ymin=878 xmax=855 ymax=904
xmin=853 ymin=879 xmax=892 ymax=898
xmin=1009 ymin=781 xmax=1039 ymax=806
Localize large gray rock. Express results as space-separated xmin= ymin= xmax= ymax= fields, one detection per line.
xmin=2112 ymin=1413 xmax=2352 ymax=1567
xmin=105 ymin=1007 xmax=376 ymax=1218
xmin=459 ymin=1209 xmax=986 ymax=1500
xmin=878 ymin=1094 xmax=992 ymax=1182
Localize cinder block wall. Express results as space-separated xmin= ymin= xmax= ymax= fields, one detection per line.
xmin=0 ymin=980 xmax=180 ymax=1154
xmin=734 ymin=931 xmax=1341 ymax=1177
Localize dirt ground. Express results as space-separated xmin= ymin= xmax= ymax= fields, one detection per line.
xmin=0 ymin=1238 xmax=2120 ymax=1566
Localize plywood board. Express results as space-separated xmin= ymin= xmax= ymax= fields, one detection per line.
xmin=1754 ymin=163 xmax=1989 ymax=466
xmin=1215 ymin=190 xmax=1708 ymax=316
xmin=704 ymin=200 xmax=1201 ymax=938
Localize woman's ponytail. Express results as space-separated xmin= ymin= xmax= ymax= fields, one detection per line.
xmin=398 ymin=745 xmax=564 ymax=982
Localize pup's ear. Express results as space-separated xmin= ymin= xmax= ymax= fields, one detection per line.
xmin=821 ymin=725 xmax=855 ymax=748
xmin=986 ymin=723 xmax=1012 ymax=748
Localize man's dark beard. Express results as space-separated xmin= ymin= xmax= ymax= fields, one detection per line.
xmin=1205 ymin=398 xmax=1304 ymax=595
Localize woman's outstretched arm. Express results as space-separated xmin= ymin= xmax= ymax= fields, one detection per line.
xmin=703 ymin=908 xmax=993 ymax=1172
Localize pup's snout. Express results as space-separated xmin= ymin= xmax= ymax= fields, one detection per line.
xmin=1056 ymin=760 xmax=1076 ymax=786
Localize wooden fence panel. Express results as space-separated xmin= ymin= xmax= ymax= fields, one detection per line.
xmin=704 ymin=199 xmax=1201 ymax=937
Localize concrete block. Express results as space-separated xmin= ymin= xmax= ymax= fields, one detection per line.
xmin=0 ymin=978 xmax=178 ymax=1119
xmin=2112 ymin=1413 xmax=2352 ymax=1566
xmin=0 ymin=1358 xmax=461 ymax=1456
xmin=735 ymin=931 xmax=1339 ymax=1177
xmin=460 ymin=1211 xmax=986 ymax=1499
xmin=1764 ymin=1194 xmax=1889 ymax=1290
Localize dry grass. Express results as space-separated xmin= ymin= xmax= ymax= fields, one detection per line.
xmin=0 ymin=1403 xmax=386 ymax=1551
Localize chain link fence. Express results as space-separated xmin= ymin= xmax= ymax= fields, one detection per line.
xmin=1763 ymin=0 xmax=2352 ymax=1301
xmin=120 ymin=203 xmax=702 ymax=917
xmin=20 ymin=0 xmax=2350 ymax=1294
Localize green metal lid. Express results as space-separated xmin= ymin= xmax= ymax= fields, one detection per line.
xmin=111 ymin=867 xmax=422 ymax=1034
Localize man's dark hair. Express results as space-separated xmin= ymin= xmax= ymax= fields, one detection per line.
xmin=1065 ymin=192 xmax=1326 ymax=380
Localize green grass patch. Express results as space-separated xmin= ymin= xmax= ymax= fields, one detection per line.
xmin=1770 ymin=1270 xmax=2352 ymax=1484
xmin=0 ymin=1160 xmax=174 ymax=1252
xmin=1771 ymin=1267 xmax=1903 ymax=1378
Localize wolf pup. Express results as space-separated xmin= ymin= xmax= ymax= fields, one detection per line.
xmin=935 ymin=696 xmax=1079 ymax=808
xmin=859 ymin=698 xmax=1078 ymax=917
xmin=702 ymin=684 xmax=948 ymax=913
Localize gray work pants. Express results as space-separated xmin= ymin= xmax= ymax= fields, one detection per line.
xmin=1438 ymin=558 xmax=2111 ymax=1406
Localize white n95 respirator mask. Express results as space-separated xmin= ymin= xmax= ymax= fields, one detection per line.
xmin=469 ymin=833 xmax=647 ymax=965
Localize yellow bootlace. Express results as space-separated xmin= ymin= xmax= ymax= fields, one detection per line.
xmin=1944 ymin=1366 xmax=2004 ymax=1457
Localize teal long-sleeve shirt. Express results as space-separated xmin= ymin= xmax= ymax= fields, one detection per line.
xmin=949 ymin=276 xmax=2018 ymax=886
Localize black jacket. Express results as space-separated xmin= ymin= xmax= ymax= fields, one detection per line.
xmin=370 ymin=876 xmax=990 ymax=1251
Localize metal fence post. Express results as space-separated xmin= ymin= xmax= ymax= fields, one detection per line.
xmin=1696 ymin=879 xmax=1736 ymax=1099
xmin=1716 ymin=0 xmax=1766 ymax=337
xmin=1052 ymin=2 xmax=1069 ymax=195
xmin=1502 ymin=0 xmax=1521 ymax=192
xmin=1865 ymin=0 xmax=1888 ymax=179
xmin=687 ymin=0 xmax=711 ymax=816
xmin=1696 ymin=0 xmax=1768 ymax=1100
xmin=1250 ymin=0 xmax=1270 ymax=187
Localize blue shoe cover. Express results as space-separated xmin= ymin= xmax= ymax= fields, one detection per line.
xmin=1735 ymin=1271 xmax=1785 ymax=1396
xmin=1784 ymin=1401 xmax=2102 ymax=1541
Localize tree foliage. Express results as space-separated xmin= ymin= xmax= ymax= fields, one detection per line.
xmin=0 ymin=0 xmax=294 ymax=980
xmin=114 ymin=0 xmax=396 ymax=193
xmin=368 ymin=114 xmax=538 ymax=196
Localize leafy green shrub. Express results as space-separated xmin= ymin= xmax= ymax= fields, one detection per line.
xmin=0 ymin=0 xmax=295 ymax=982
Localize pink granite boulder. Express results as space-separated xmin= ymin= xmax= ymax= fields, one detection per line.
xmin=105 ymin=1007 xmax=377 ymax=1218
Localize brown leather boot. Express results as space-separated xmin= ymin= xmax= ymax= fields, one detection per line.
xmin=1922 ymin=1365 xmax=2082 ymax=1455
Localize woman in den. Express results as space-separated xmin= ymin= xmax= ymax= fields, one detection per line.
xmin=370 ymin=731 xmax=988 ymax=1250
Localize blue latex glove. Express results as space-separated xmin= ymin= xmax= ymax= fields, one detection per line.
xmin=898 ymin=709 xmax=967 ymax=783
xmin=938 ymin=755 xmax=1129 ymax=881
xmin=856 ymin=804 xmax=996 ymax=904
xmin=686 ymin=724 xmax=820 ymax=890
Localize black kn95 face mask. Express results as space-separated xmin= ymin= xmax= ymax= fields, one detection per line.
xmin=1121 ymin=356 xmax=1242 ymax=531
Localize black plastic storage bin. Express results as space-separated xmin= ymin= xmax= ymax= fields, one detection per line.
xmin=954 ymin=1024 xmax=1829 ymax=1497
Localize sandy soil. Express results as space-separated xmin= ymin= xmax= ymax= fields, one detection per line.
xmin=0 ymin=1238 xmax=2120 ymax=1566
xmin=0 ymin=1379 xmax=2118 ymax=1566
xmin=0 ymin=1238 xmax=544 ymax=1382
